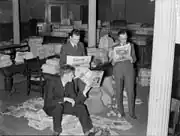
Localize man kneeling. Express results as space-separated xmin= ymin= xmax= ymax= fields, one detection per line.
xmin=43 ymin=65 xmax=94 ymax=135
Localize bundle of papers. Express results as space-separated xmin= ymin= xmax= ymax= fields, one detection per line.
xmin=0 ymin=54 xmax=12 ymax=68
xmin=76 ymin=67 xmax=104 ymax=88
xmin=136 ymin=68 xmax=151 ymax=87
xmin=42 ymin=58 xmax=60 ymax=74
xmin=15 ymin=52 xmax=34 ymax=63
xmin=28 ymin=36 xmax=43 ymax=45
xmin=113 ymin=43 xmax=131 ymax=62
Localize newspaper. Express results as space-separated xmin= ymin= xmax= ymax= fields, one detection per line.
xmin=78 ymin=69 xmax=104 ymax=88
xmin=113 ymin=43 xmax=131 ymax=62
xmin=67 ymin=56 xmax=91 ymax=67
xmin=67 ymin=56 xmax=103 ymax=87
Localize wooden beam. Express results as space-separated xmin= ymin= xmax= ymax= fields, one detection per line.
xmin=12 ymin=0 xmax=20 ymax=44
xmin=88 ymin=0 xmax=96 ymax=47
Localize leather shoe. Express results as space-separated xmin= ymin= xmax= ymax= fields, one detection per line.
xmin=129 ymin=114 xmax=137 ymax=120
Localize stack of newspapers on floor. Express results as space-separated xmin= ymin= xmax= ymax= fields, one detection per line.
xmin=1 ymin=97 xmax=133 ymax=135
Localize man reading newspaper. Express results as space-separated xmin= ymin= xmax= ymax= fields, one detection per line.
xmin=113 ymin=43 xmax=132 ymax=63
xmin=109 ymin=29 xmax=137 ymax=119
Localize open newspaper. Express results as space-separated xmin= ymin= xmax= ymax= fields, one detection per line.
xmin=76 ymin=68 xmax=104 ymax=88
xmin=67 ymin=56 xmax=91 ymax=67
xmin=113 ymin=43 xmax=131 ymax=62
xmin=66 ymin=56 xmax=104 ymax=87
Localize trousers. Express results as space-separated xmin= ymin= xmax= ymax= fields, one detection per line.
xmin=113 ymin=61 xmax=135 ymax=115
xmin=51 ymin=102 xmax=93 ymax=133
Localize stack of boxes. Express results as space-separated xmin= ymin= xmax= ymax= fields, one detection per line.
xmin=28 ymin=36 xmax=45 ymax=59
xmin=137 ymin=68 xmax=151 ymax=87
xmin=0 ymin=54 xmax=12 ymax=68
xmin=28 ymin=37 xmax=63 ymax=59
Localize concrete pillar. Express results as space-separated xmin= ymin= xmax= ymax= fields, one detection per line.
xmin=12 ymin=0 xmax=20 ymax=44
xmin=88 ymin=0 xmax=96 ymax=47
xmin=146 ymin=0 xmax=177 ymax=136
xmin=176 ymin=0 xmax=180 ymax=44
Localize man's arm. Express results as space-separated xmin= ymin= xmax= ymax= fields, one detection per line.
xmin=130 ymin=43 xmax=137 ymax=63
xmin=75 ymin=85 xmax=91 ymax=104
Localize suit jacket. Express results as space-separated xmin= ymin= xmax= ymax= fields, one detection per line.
xmin=59 ymin=41 xmax=86 ymax=66
xmin=43 ymin=76 xmax=86 ymax=116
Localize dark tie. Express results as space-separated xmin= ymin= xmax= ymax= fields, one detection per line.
xmin=74 ymin=45 xmax=77 ymax=50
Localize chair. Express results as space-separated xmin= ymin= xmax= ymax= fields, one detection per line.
xmin=24 ymin=57 xmax=46 ymax=97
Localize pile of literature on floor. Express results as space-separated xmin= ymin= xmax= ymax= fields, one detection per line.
xmin=41 ymin=58 xmax=60 ymax=74
xmin=2 ymin=97 xmax=133 ymax=135
xmin=137 ymin=68 xmax=151 ymax=87
xmin=0 ymin=54 xmax=12 ymax=68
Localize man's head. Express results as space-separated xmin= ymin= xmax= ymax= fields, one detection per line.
xmin=118 ymin=29 xmax=128 ymax=45
xmin=60 ymin=64 xmax=75 ymax=82
xmin=69 ymin=29 xmax=80 ymax=46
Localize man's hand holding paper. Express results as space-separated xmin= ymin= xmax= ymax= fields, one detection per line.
xmin=111 ymin=43 xmax=132 ymax=63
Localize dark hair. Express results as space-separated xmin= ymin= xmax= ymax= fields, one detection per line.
xmin=117 ymin=29 xmax=128 ymax=36
xmin=59 ymin=64 xmax=75 ymax=77
xmin=69 ymin=29 xmax=80 ymax=37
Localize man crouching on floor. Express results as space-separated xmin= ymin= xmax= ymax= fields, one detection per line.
xmin=43 ymin=64 xmax=95 ymax=136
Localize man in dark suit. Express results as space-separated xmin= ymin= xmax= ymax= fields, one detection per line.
xmin=43 ymin=65 xmax=94 ymax=135
xmin=59 ymin=29 xmax=86 ymax=92
xmin=59 ymin=29 xmax=86 ymax=66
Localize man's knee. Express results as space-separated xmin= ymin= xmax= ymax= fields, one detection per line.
xmin=52 ymin=104 xmax=64 ymax=116
xmin=75 ymin=104 xmax=88 ymax=114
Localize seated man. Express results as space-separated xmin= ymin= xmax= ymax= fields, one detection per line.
xmin=43 ymin=64 xmax=94 ymax=136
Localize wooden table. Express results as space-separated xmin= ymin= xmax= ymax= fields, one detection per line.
xmin=0 ymin=55 xmax=58 ymax=92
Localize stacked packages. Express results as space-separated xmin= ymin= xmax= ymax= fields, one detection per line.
xmin=28 ymin=36 xmax=45 ymax=59
xmin=15 ymin=52 xmax=34 ymax=64
xmin=0 ymin=54 xmax=12 ymax=68
xmin=41 ymin=58 xmax=60 ymax=74
xmin=43 ymin=43 xmax=63 ymax=56
xmin=137 ymin=68 xmax=151 ymax=86
xmin=87 ymin=48 xmax=109 ymax=66
xmin=29 ymin=37 xmax=63 ymax=59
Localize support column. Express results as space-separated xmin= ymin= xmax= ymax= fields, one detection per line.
xmin=146 ymin=0 xmax=176 ymax=136
xmin=12 ymin=0 xmax=20 ymax=44
xmin=88 ymin=0 xmax=96 ymax=47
